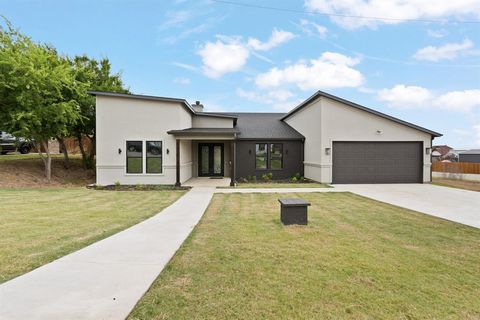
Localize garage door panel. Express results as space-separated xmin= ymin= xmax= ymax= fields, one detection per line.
xmin=332 ymin=142 xmax=422 ymax=184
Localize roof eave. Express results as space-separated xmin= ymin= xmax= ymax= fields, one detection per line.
xmin=281 ymin=90 xmax=443 ymax=138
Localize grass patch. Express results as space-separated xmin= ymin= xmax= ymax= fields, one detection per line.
xmin=130 ymin=192 xmax=480 ymax=319
xmin=0 ymin=188 xmax=186 ymax=283
xmin=223 ymin=182 xmax=329 ymax=188
xmin=0 ymin=153 xmax=82 ymax=161
xmin=433 ymin=178 xmax=480 ymax=192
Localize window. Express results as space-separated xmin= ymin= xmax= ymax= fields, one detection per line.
xmin=126 ymin=141 xmax=142 ymax=174
xmin=255 ymin=143 xmax=283 ymax=170
xmin=255 ymin=143 xmax=268 ymax=169
xmin=146 ymin=141 xmax=162 ymax=174
xmin=270 ymin=143 xmax=283 ymax=169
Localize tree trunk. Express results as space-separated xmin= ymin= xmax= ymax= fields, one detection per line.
xmin=77 ymin=133 xmax=87 ymax=169
xmin=57 ymin=136 xmax=70 ymax=169
xmin=40 ymin=140 xmax=52 ymax=182
xmin=85 ymin=134 xmax=95 ymax=170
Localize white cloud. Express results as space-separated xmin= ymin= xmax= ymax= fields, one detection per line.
xmin=298 ymin=19 xmax=328 ymax=38
xmin=377 ymin=86 xmax=480 ymax=113
xmin=255 ymin=52 xmax=364 ymax=90
xmin=304 ymin=0 xmax=480 ymax=29
xmin=158 ymin=10 xmax=192 ymax=31
xmin=474 ymin=124 xmax=480 ymax=146
xmin=247 ymin=29 xmax=296 ymax=51
xmin=171 ymin=62 xmax=198 ymax=72
xmin=173 ymin=77 xmax=191 ymax=85
xmin=197 ymin=29 xmax=295 ymax=78
xmin=434 ymin=89 xmax=480 ymax=112
xmin=377 ymin=85 xmax=433 ymax=108
xmin=413 ymin=39 xmax=475 ymax=62
xmin=236 ymin=88 xmax=294 ymax=103
xmin=197 ymin=37 xmax=250 ymax=78
xmin=427 ymin=29 xmax=447 ymax=38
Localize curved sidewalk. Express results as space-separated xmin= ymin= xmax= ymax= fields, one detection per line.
xmin=0 ymin=187 xmax=215 ymax=320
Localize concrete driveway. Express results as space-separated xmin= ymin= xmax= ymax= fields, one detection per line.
xmin=333 ymin=184 xmax=480 ymax=229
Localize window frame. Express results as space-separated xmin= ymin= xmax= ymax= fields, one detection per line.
xmin=124 ymin=140 xmax=164 ymax=176
xmin=254 ymin=142 xmax=284 ymax=171
xmin=269 ymin=143 xmax=283 ymax=170
xmin=126 ymin=140 xmax=143 ymax=175
xmin=146 ymin=140 xmax=163 ymax=174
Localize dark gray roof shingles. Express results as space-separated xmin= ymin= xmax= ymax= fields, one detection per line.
xmin=217 ymin=113 xmax=304 ymax=140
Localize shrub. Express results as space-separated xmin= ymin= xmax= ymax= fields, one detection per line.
xmin=291 ymin=176 xmax=298 ymax=183
xmin=261 ymin=172 xmax=273 ymax=182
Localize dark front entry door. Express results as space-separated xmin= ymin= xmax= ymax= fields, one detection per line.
xmin=198 ymin=143 xmax=224 ymax=177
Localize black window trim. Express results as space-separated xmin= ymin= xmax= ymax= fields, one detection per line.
xmin=126 ymin=140 xmax=143 ymax=174
xmin=146 ymin=140 xmax=163 ymax=174
xmin=254 ymin=142 xmax=284 ymax=171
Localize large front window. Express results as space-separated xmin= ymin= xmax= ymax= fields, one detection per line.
xmin=255 ymin=143 xmax=283 ymax=170
xmin=126 ymin=140 xmax=163 ymax=174
xmin=146 ymin=141 xmax=163 ymax=174
xmin=126 ymin=141 xmax=142 ymax=174
xmin=255 ymin=143 xmax=268 ymax=169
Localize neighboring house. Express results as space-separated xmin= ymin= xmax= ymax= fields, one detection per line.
xmin=432 ymin=145 xmax=457 ymax=161
xmin=431 ymin=150 xmax=442 ymax=162
xmin=459 ymin=150 xmax=480 ymax=163
xmin=91 ymin=90 xmax=442 ymax=185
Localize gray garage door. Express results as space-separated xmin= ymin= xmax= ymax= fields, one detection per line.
xmin=332 ymin=142 xmax=423 ymax=184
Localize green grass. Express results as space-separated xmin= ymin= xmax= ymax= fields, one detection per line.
xmin=0 ymin=188 xmax=185 ymax=283
xmin=0 ymin=153 xmax=82 ymax=161
xmin=224 ymin=182 xmax=329 ymax=188
xmin=130 ymin=192 xmax=480 ymax=319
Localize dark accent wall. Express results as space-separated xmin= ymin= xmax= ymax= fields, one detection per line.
xmin=459 ymin=154 xmax=480 ymax=163
xmin=235 ymin=140 xmax=304 ymax=180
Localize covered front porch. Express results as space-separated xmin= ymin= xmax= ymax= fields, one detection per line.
xmin=167 ymin=128 xmax=239 ymax=187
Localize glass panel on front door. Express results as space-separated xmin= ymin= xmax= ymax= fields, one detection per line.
xmin=199 ymin=143 xmax=224 ymax=176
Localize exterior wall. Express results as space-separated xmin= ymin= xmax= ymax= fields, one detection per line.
xmin=285 ymin=96 xmax=432 ymax=183
xmin=459 ymin=154 xmax=480 ymax=163
xmin=96 ymin=96 xmax=193 ymax=185
xmin=433 ymin=172 xmax=480 ymax=181
xmin=191 ymin=140 xmax=231 ymax=178
xmin=192 ymin=116 xmax=234 ymax=128
xmin=235 ymin=140 xmax=304 ymax=180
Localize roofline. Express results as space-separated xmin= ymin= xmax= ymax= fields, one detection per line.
xmin=281 ymin=90 xmax=443 ymax=138
xmin=195 ymin=112 xmax=237 ymax=119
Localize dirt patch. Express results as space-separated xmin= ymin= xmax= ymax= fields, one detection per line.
xmin=433 ymin=178 xmax=480 ymax=192
xmin=0 ymin=157 xmax=94 ymax=188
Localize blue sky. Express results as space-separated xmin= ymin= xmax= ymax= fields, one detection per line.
xmin=2 ymin=0 xmax=480 ymax=148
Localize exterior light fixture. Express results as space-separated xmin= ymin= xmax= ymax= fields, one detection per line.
xmin=376 ymin=129 xmax=382 ymax=135
xmin=426 ymin=147 xmax=431 ymax=155
xmin=118 ymin=148 xmax=122 ymax=154
xmin=325 ymin=147 xmax=331 ymax=155
xmin=166 ymin=148 xmax=170 ymax=155
xmin=248 ymin=149 xmax=252 ymax=155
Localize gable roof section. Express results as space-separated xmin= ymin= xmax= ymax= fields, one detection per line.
xmin=281 ymin=90 xmax=442 ymax=137
xmin=88 ymin=91 xmax=237 ymax=119
xmin=217 ymin=113 xmax=304 ymax=140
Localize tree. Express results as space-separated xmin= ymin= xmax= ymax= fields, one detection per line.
xmin=71 ymin=56 xmax=129 ymax=169
xmin=0 ymin=20 xmax=83 ymax=181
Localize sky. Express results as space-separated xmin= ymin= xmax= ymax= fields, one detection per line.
xmin=1 ymin=0 xmax=480 ymax=148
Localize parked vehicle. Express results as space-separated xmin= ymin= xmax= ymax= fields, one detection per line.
xmin=0 ymin=131 xmax=33 ymax=155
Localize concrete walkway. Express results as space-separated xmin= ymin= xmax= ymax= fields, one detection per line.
xmin=0 ymin=187 xmax=215 ymax=320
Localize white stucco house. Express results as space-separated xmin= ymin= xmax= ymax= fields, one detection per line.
xmin=91 ymin=90 xmax=442 ymax=186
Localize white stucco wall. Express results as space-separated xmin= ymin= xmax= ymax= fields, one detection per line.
xmin=285 ymin=96 xmax=433 ymax=183
xmin=192 ymin=116 xmax=234 ymax=128
xmin=96 ymin=96 xmax=193 ymax=185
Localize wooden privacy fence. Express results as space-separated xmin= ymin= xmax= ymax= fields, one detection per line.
xmin=432 ymin=162 xmax=480 ymax=174
xmin=63 ymin=137 xmax=93 ymax=154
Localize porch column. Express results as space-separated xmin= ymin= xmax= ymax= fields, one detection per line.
xmin=175 ymin=139 xmax=181 ymax=187
xmin=230 ymin=140 xmax=236 ymax=186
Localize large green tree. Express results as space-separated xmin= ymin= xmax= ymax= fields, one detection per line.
xmin=0 ymin=20 xmax=83 ymax=181
xmin=71 ymin=56 xmax=129 ymax=169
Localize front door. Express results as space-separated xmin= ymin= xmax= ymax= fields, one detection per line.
xmin=198 ymin=143 xmax=224 ymax=177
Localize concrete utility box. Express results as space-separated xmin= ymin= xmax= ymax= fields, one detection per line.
xmin=278 ymin=198 xmax=310 ymax=225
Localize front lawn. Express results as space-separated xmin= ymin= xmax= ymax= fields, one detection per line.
xmin=433 ymin=178 xmax=480 ymax=192
xmin=0 ymin=188 xmax=185 ymax=283
xmin=130 ymin=192 xmax=480 ymax=319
